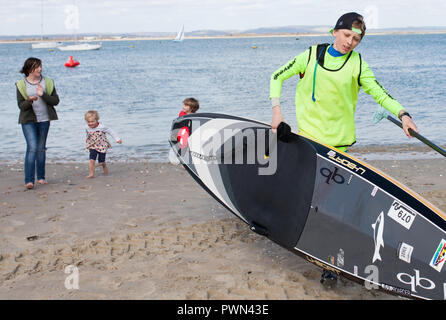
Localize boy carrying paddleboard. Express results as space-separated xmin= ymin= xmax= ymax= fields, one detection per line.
xmin=270 ymin=12 xmax=418 ymax=152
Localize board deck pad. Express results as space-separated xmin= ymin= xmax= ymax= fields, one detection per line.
xmin=169 ymin=113 xmax=446 ymax=300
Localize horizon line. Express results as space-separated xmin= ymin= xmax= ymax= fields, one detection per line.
xmin=2 ymin=25 xmax=446 ymax=38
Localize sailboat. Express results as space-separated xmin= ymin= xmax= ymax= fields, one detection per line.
xmin=58 ymin=42 xmax=102 ymax=51
xmin=173 ymin=25 xmax=184 ymax=42
xmin=57 ymin=2 xmax=101 ymax=51
xmin=31 ymin=0 xmax=63 ymax=49
xmin=32 ymin=41 xmax=64 ymax=50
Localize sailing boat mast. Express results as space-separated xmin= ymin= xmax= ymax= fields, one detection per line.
xmin=58 ymin=1 xmax=102 ymax=51
xmin=40 ymin=0 xmax=44 ymax=41
xmin=31 ymin=0 xmax=63 ymax=49
xmin=72 ymin=0 xmax=78 ymax=42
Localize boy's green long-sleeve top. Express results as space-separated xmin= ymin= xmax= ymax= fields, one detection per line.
xmin=270 ymin=45 xmax=405 ymax=149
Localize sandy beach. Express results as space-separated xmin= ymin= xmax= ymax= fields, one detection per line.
xmin=0 ymin=155 xmax=445 ymax=300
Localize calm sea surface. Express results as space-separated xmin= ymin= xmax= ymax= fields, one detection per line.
xmin=1 ymin=34 xmax=446 ymax=162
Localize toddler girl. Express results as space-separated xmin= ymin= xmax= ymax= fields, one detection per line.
xmin=84 ymin=110 xmax=122 ymax=178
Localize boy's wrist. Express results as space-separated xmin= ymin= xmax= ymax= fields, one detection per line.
xmin=398 ymin=111 xmax=411 ymax=120
xmin=271 ymin=97 xmax=280 ymax=108
xmin=272 ymin=105 xmax=282 ymax=113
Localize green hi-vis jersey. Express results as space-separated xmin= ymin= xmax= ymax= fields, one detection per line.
xmin=270 ymin=44 xmax=405 ymax=150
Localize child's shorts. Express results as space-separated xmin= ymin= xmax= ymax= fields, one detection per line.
xmin=89 ymin=149 xmax=106 ymax=163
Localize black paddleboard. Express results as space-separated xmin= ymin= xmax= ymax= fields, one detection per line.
xmin=169 ymin=113 xmax=446 ymax=300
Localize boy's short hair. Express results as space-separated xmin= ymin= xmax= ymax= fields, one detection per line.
xmin=85 ymin=110 xmax=100 ymax=121
xmin=352 ymin=17 xmax=366 ymax=38
xmin=183 ymin=97 xmax=199 ymax=113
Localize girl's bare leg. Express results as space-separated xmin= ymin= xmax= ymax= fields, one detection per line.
xmin=100 ymin=162 xmax=108 ymax=175
xmin=86 ymin=159 xmax=95 ymax=178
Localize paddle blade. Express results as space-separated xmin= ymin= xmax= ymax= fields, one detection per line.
xmin=372 ymin=106 xmax=388 ymax=124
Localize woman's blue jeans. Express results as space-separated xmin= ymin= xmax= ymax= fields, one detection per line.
xmin=21 ymin=121 xmax=50 ymax=184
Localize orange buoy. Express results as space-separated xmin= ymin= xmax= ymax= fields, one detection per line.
xmin=64 ymin=56 xmax=80 ymax=68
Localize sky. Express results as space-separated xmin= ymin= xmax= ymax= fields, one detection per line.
xmin=1 ymin=0 xmax=445 ymax=36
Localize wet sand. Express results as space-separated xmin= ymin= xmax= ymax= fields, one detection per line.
xmin=0 ymin=156 xmax=444 ymax=300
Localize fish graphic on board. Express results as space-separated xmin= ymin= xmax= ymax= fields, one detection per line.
xmin=372 ymin=212 xmax=385 ymax=263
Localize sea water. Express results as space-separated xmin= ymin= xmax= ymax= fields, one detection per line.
xmin=1 ymin=33 xmax=446 ymax=162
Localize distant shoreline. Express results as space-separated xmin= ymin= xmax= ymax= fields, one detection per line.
xmin=1 ymin=30 xmax=446 ymax=44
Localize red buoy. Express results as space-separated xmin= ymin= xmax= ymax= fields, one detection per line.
xmin=64 ymin=56 xmax=80 ymax=68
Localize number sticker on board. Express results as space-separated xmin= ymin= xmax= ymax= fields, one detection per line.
xmin=387 ymin=200 xmax=416 ymax=230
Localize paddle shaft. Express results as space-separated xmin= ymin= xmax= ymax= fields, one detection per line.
xmin=386 ymin=115 xmax=446 ymax=157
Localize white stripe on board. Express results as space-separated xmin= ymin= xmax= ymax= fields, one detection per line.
xmin=188 ymin=118 xmax=248 ymax=222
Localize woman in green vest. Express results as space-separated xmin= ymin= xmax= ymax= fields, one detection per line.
xmin=270 ymin=12 xmax=418 ymax=151
xmin=16 ymin=57 xmax=60 ymax=189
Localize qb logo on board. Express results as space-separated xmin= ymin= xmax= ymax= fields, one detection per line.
xmin=320 ymin=167 xmax=345 ymax=185
xmin=397 ymin=269 xmax=435 ymax=293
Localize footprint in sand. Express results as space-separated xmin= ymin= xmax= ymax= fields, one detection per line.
xmin=0 ymin=219 xmax=396 ymax=300
xmin=115 ymin=204 xmax=133 ymax=209
xmin=10 ymin=220 xmax=26 ymax=227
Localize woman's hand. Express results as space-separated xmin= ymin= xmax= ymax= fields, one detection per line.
xmin=27 ymin=96 xmax=38 ymax=102
xmin=36 ymin=84 xmax=44 ymax=96
xmin=117 ymin=139 xmax=122 ymax=144
xmin=271 ymin=106 xmax=284 ymax=133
